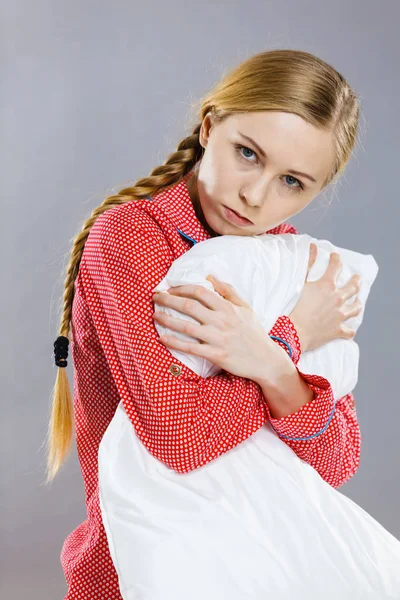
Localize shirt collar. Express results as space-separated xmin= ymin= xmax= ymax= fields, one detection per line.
xmin=148 ymin=171 xmax=213 ymax=246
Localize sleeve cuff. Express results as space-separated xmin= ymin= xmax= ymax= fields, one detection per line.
xmin=268 ymin=315 xmax=302 ymax=366
xmin=266 ymin=369 xmax=337 ymax=441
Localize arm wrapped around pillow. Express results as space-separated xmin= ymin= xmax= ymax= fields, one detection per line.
xmin=153 ymin=232 xmax=379 ymax=401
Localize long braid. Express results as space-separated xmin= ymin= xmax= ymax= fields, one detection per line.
xmin=46 ymin=123 xmax=203 ymax=483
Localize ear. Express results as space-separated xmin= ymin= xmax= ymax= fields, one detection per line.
xmin=199 ymin=112 xmax=216 ymax=148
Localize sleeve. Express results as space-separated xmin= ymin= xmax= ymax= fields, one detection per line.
xmin=266 ymin=220 xmax=302 ymax=364
xmin=264 ymin=386 xmax=361 ymax=489
xmin=80 ymin=205 xmax=269 ymax=474
xmin=263 ymin=222 xmax=361 ymax=489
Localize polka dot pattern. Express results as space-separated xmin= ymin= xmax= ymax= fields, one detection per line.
xmin=61 ymin=175 xmax=361 ymax=598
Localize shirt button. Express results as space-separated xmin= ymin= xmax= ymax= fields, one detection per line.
xmin=169 ymin=363 xmax=182 ymax=376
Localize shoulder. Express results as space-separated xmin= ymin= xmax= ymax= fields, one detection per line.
xmin=266 ymin=222 xmax=299 ymax=235
xmin=89 ymin=200 xmax=157 ymax=241
xmin=84 ymin=200 xmax=170 ymax=260
xmin=82 ymin=200 xmax=174 ymax=281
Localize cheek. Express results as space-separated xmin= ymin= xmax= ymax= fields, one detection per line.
xmin=207 ymin=144 xmax=237 ymax=180
xmin=203 ymin=170 xmax=233 ymax=205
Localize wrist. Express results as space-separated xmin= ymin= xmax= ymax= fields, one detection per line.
xmin=253 ymin=335 xmax=295 ymax=387
xmin=255 ymin=339 xmax=315 ymax=419
xmin=258 ymin=365 xmax=315 ymax=419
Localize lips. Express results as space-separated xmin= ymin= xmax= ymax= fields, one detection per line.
xmin=226 ymin=207 xmax=253 ymax=223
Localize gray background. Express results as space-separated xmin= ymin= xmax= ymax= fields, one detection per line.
xmin=2 ymin=0 xmax=399 ymax=598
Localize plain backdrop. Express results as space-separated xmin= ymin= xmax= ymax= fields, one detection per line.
xmin=2 ymin=0 xmax=399 ymax=597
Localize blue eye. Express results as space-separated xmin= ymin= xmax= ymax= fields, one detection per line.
xmin=235 ymin=145 xmax=257 ymax=161
xmin=234 ymin=144 xmax=304 ymax=194
xmin=241 ymin=147 xmax=256 ymax=160
xmin=282 ymin=175 xmax=303 ymax=193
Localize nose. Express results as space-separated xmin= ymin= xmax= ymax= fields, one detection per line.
xmin=240 ymin=177 xmax=272 ymax=207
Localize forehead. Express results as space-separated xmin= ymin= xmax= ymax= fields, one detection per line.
xmin=225 ymin=111 xmax=335 ymax=182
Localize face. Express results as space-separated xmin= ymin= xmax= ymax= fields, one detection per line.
xmin=187 ymin=111 xmax=335 ymax=236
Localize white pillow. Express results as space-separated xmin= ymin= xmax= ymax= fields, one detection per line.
xmin=98 ymin=235 xmax=400 ymax=600
xmin=153 ymin=233 xmax=379 ymax=399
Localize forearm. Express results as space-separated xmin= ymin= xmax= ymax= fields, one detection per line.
xmin=253 ymin=335 xmax=361 ymax=489
xmin=254 ymin=337 xmax=314 ymax=418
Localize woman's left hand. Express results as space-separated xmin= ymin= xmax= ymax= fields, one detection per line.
xmin=152 ymin=275 xmax=271 ymax=382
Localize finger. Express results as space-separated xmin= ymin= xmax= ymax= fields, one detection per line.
xmin=306 ymin=243 xmax=318 ymax=276
xmin=207 ymin=276 xmax=252 ymax=309
xmin=339 ymin=324 xmax=356 ymax=340
xmin=165 ymin=284 xmax=223 ymax=311
xmin=342 ymin=298 xmax=362 ymax=321
xmin=323 ymin=252 xmax=343 ymax=283
xmin=340 ymin=274 xmax=361 ymax=302
xmin=154 ymin=310 xmax=213 ymax=345
xmin=159 ymin=331 xmax=222 ymax=361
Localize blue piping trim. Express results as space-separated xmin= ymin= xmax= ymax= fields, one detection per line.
xmin=270 ymin=398 xmax=337 ymax=441
xmin=177 ymin=229 xmax=198 ymax=245
xmin=269 ymin=335 xmax=293 ymax=358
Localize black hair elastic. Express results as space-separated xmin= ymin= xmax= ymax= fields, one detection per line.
xmin=54 ymin=335 xmax=69 ymax=368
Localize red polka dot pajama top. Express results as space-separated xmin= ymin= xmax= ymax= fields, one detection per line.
xmin=61 ymin=174 xmax=361 ymax=599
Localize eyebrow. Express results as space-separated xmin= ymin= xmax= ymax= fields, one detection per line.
xmin=237 ymin=131 xmax=317 ymax=183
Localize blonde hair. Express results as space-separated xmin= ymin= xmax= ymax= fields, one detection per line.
xmin=45 ymin=48 xmax=360 ymax=483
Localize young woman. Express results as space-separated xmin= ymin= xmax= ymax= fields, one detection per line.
xmin=47 ymin=49 xmax=366 ymax=599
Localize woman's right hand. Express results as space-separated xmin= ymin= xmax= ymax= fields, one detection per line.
xmin=288 ymin=244 xmax=363 ymax=353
